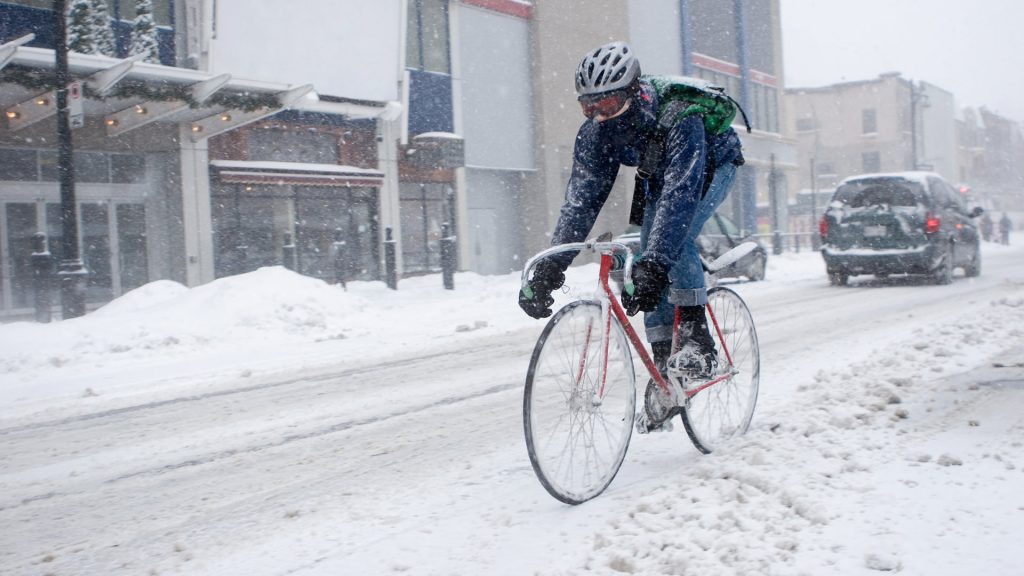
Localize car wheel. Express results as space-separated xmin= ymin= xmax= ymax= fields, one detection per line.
xmin=932 ymin=242 xmax=954 ymax=285
xmin=746 ymin=253 xmax=766 ymax=282
xmin=828 ymin=270 xmax=848 ymax=286
xmin=964 ymin=242 xmax=981 ymax=277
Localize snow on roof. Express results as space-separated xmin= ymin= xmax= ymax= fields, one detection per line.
xmin=209 ymin=160 xmax=383 ymax=177
xmin=840 ymin=171 xmax=942 ymax=186
xmin=414 ymin=132 xmax=464 ymax=140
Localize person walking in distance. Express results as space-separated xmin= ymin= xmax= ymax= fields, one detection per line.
xmin=998 ymin=212 xmax=1013 ymax=245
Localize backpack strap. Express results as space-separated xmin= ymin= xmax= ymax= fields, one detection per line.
xmin=726 ymin=93 xmax=753 ymax=134
xmin=630 ymin=100 xmax=723 ymax=226
xmin=629 ymin=101 xmax=686 ymax=225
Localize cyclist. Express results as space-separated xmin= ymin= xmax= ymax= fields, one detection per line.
xmin=518 ymin=41 xmax=745 ymax=413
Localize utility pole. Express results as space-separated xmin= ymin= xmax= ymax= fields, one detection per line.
xmin=769 ymin=153 xmax=782 ymax=255
xmin=909 ymin=80 xmax=928 ymax=171
xmin=54 ymin=0 xmax=88 ymax=318
xmin=810 ymin=157 xmax=820 ymax=250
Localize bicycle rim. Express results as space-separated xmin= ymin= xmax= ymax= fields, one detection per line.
xmin=682 ymin=286 xmax=760 ymax=454
xmin=523 ymin=300 xmax=636 ymax=504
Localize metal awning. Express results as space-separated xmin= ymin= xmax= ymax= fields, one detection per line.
xmin=0 ymin=35 xmax=394 ymax=142
xmin=210 ymin=159 xmax=385 ymax=187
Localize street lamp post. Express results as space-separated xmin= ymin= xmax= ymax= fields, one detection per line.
xmin=810 ymin=157 xmax=820 ymax=250
xmin=53 ymin=0 xmax=88 ymax=318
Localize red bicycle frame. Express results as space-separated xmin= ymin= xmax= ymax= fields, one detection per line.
xmin=594 ymin=251 xmax=733 ymax=400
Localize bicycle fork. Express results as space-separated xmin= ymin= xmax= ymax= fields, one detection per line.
xmin=570 ymin=310 xmax=610 ymax=411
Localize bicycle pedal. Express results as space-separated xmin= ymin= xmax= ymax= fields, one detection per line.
xmin=635 ymin=411 xmax=675 ymax=434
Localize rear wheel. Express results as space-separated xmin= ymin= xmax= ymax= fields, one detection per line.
xmin=828 ymin=269 xmax=849 ymax=286
xmin=964 ymin=241 xmax=981 ymax=277
xmin=681 ymin=287 xmax=759 ymax=454
xmin=523 ymin=300 xmax=636 ymax=505
xmin=932 ymin=243 xmax=954 ymax=285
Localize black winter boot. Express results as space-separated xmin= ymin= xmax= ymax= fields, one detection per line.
xmin=651 ymin=340 xmax=672 ymax=376
xmin=668 ymin=305 xmax=718 ymax=379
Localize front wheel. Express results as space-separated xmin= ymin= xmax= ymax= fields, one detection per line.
xmin=681 ymin=287 xmax=760 ymax=454
xmin=523 ymin=300 xmax=636 ymax=505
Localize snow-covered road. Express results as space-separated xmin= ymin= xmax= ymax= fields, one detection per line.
xmin=1 ymin=242 xmax=1022 ymax=575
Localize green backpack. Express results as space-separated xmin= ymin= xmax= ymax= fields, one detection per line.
xmin=645 ymin=74 xmax=750 ymax=137
xmin=628 ymin=75 xmax=751 ymax=225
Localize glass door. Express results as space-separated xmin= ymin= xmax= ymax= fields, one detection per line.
xmin=295 ymin=191 xmax=349 ymax=282
xmin=81 ymin=203 xmax=112 ymax=303
xmin=4 ymin=203 xmax=40 ymax=310
xmin=295 ymin=187 xmax=379 ymax=283
xmin=399 ymin=182 xmax=455 ymax=274
xmin=116 ymin=204 xmax=149 ymax=292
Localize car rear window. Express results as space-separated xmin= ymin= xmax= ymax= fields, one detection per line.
xmin=832 ymin=180 xmax=925 ymax=208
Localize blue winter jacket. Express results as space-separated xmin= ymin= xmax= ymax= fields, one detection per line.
xmin=548 ymin=79 xmax=744 ymax=271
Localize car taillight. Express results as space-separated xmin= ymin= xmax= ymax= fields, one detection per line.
xmin=819 ymin=216 xmax=829 ymax=237
xmin=924 ymin=214 xmax=941 ymax=234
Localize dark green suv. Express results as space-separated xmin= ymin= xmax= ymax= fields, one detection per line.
xmin=819 ymin=172 xmax=984 ymax=286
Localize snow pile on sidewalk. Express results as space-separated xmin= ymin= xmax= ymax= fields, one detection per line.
xmin=0 ymin=268 xmax=369 ymax=372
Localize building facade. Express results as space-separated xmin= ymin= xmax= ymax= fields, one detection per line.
xmin=0 ymin=0 xmax=395 ymax=319
xmin=963 ymin=107 xmax=1024 ymax=212
xmin=785 ymin=73 xmax=960 ymax=193
xmin=2 ymin=0 xmax=800 ymax=319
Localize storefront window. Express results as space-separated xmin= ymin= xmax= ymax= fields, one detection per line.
xmin=112 ymin=154 xmax=147 ymax=183
xmin=117 ymin=204 xmax=149 ymax=292
xmin=75 ymin=152 xmax=110 ymax=183
xmin=0 ymin=149 xmax=38 ymax=181
xmin=39 ymin=150 xmax=59 ymax=181
xmin=81 ymin=203 xmax=113 ymax=302
xmin=399 ymin=182 xmax=454 ymax=274
xmin=293 ymin=187 xmax=379 ymax=283
xmin=4 ymin=203 xmax=39 ymax=309
xmin=212 ymin=184 xmax=380 ymax=281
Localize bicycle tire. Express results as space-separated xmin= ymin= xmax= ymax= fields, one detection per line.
xmin=523 ymin=300 xmax=636 ymax=504
xmin=681 ymin=286 xmax=759 ymax=454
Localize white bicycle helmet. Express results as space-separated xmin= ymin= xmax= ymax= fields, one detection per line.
xmin=575 ymin=41 xmax=641 ymax=97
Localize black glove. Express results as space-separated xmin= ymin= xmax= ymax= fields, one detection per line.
xmin=519 ymin=259 xmax=565 ymax=319
xmin=622 ymin=258 xmax=669 ymax=316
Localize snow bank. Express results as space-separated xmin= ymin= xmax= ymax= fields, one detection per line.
xmin=565 ymin=287 xmax=1024 ymax=575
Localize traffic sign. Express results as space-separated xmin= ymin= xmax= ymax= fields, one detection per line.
xmin=68 ymin=81 xmax=84 ymax=129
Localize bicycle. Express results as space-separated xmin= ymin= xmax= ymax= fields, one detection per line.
xmin=521 ymin=238 xmax=760 ymax=505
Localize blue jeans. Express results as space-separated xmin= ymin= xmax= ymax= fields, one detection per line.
xmin=640 ymin=162 xmax=737 ymax=343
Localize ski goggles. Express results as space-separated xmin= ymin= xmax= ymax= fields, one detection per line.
xmin=578 ymin=90 xmax=630 ymax=120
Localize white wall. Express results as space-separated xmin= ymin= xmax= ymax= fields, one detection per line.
xmin=209 ymin=0 xmax=403 ymax=102
xmin=921 ymin=82 xmax=958 ymax=182
xmin=457 ymin=7 xmax=534 ymax=170
xmin=627 ymin=0 xmax=683 ymax=76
